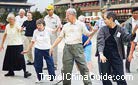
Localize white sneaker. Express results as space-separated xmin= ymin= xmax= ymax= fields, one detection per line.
xmin=35 ymin=79 xmax=43 ymax=83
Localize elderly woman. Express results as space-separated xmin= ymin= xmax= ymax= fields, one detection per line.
xmin=22 ymin=19 xmax=55 ymax=83
xmin=0 ymin=13 xmax=31 ymax=78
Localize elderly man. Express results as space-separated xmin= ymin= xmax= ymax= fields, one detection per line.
xmin=44 ymin=4 xmax=62 ymax=69
xmin=97 ymin=11 xmax=137 ymax=85
xmin=15 ymin=9 xmax=27 ymax=27
xmin=49 ymin=8 xmax=94 ymax=85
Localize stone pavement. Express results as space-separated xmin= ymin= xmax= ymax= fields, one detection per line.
xmin=0 ymin=33 xmax=138 ymax=85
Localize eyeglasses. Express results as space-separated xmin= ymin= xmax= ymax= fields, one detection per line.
xmin=47 ymin=9 xmax=51 ymax=11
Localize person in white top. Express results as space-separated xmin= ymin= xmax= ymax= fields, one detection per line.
xmin=0 ymin=13 xmax=31 ymax=78
xmin=49 ymin=8 xmax=95 ymax=85
xmin=44 ymin=4 xmax=62 ymax=69
xmin=22 ymin=19 xmax=55 ymax=82
xmin=125 ymin=8 xmax=138 ymax=73
xmin=15 ymin=9 xmax=27 ymax=27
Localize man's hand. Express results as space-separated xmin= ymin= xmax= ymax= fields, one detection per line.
xmin=99 ymin=53 xmax=107 ymax=63
xmin=49 ymin=48 xmax=54 ymax=56
xmin=127 ymin=53 xmax=133 ymax=62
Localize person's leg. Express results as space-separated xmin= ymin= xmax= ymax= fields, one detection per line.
xmin=62 ymin=45 xmax=74 ymax=85
xmin=84 ymin=45 xmax=92 ymax=72
xmin=27 ymin=37 xmax=33 ymax=63
xmin=43 ymin=49 xmax=55 ymax=81
xmin=73 ymin=44 xmax=92 ymax=85
xmin=50 ymin=33 xmax=58 ymax=69
xmin=3 ymin=46 xmax=15 ymax=76
xmin=100 ymin=60 xmax=112 ymax=85
xmin=24 ymin=37 xmax=33 ymax=64
xmin=125 ymin=46 xmax=131 ymax=73
xmin=34 ymin=48 xmax=43 ymax=81
xmin=111 ymin=52 xmax=127 ymax=85
xmin=18 ymin=45 xmax=32 ymax=78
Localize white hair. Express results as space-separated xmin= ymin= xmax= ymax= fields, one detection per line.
xmin=19 ymin=8 xmax=25 ymax=14
xmin=6 ymin=13 xmax=15 ymax=22
xmin=66 ymin=8 xmax=77 ymax=16
xmin=78 ymin=15 xmax=85 ymax=22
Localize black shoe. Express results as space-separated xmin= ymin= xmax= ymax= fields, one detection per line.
xmin=43 ymin=67 xmax=57 ymax=70
xmin=27 ymin=62 xmax=34 ymax=65
xmin=90 ymin=74 xmax=94 ymax=79
xmin=5 ymin=71 xmax=15 ymax=76
xmin=24 ymin=71 xmax=31 ymax=78
xmin=50 ymin=75 xmax=56 ymax=81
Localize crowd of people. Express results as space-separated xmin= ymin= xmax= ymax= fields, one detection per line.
xmin=0 ymin=4 xmax=138 ymax=85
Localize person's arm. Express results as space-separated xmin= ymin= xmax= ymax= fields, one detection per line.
xmin=0 ymin=33 xmax=7 ymax=51
xmin=97 ymin=27 xmax=107 ymax=63
xmin=49 ymin=37 xmax=63 ymax=56
xmin=21 ymin=30 xmax=36 ymax=54
xmin=17 ymin=23 xmax=24 ymax=32
xmin=53 ymin=16 xmax=62 ymax=33
xmin=127 ymin=41 xmax=136 ymax=62
xmin=49 ymin=26 xmax=65 ymax=56
xmin=21 ymin=41 xmax=35 ymax=54
xmin=82 ymin=23 xmax=97 ymax=37
xmin=121 ymin=25 xmax=138 ymax=42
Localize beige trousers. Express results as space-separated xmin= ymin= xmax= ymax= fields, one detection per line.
xmin=24 ymin=37 xmax=33 ymax=63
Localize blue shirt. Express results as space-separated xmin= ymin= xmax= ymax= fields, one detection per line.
xmin=82 ymin=25 xmax=92 ymax=48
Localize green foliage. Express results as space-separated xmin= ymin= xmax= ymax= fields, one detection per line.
xmin=0 ymin=12 xmax=8 ymax=23
xmin=54 ymin=6 xmax=68 ymax=21
xmin=0 ymin=7 xmax=84 ymax=23
xmin=32 ymin=10 xmax=43 ymax=20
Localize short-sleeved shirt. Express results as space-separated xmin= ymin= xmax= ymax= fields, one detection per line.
xmin=22 ymin=20 xmax=36 ymax=37
xmin=5 ymin=23 xmax=23 ymax=45
xmin=44 ymin=14 xmax=62 ymax=29
xmin=32 ymin=27 xmax=52 ymax=50
xmin=15 ymin=15 xmax=27 ymax=27
xmin=134 ymin=32 xmax=138 ymax=42
xmin=59 ymin=20 xmax=91 ymax=44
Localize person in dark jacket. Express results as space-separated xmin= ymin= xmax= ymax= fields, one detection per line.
xmin=97 ymin=11 xmax=137 ymax=85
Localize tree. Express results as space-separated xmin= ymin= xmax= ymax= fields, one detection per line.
xmin=32 ymin=10 xmax=43 ymax=20
xmin=0 ymin=12 xmax=8 ymax=23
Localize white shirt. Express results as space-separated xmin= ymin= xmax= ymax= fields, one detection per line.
xmin=44 ymin=14 xmax=62 ymax=29
xmin=134 ymin=30 xmax=138 ymax=42
xmin=32 ymin=27 xmax=52 ymax=50
xmin=59 ymin=20 xmax=90 ymax=44
xmin=132 ymin=17 xmax=138 ymax=42
xmin=15 ymin=15 xmax=27 ymax=27
xmin=5 ymin=23 xmax=23 ymax=45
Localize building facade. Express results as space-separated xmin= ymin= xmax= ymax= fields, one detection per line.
xmin=54 ymin=0 xmax=138 ymax=23
xmin=54 ymin=0 xmax=100 ymax=16
xmin=0 ymin=0 xmax=34 ymax=15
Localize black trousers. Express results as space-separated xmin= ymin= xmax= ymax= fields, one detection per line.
xmin=125 ymin=46 xmax=131 ymax=72
xmin=99 ymin=51 xmax=127 ymax=85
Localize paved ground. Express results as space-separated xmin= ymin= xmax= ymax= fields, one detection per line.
xmin=0 ymin=33 xmax=138 ymax=85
